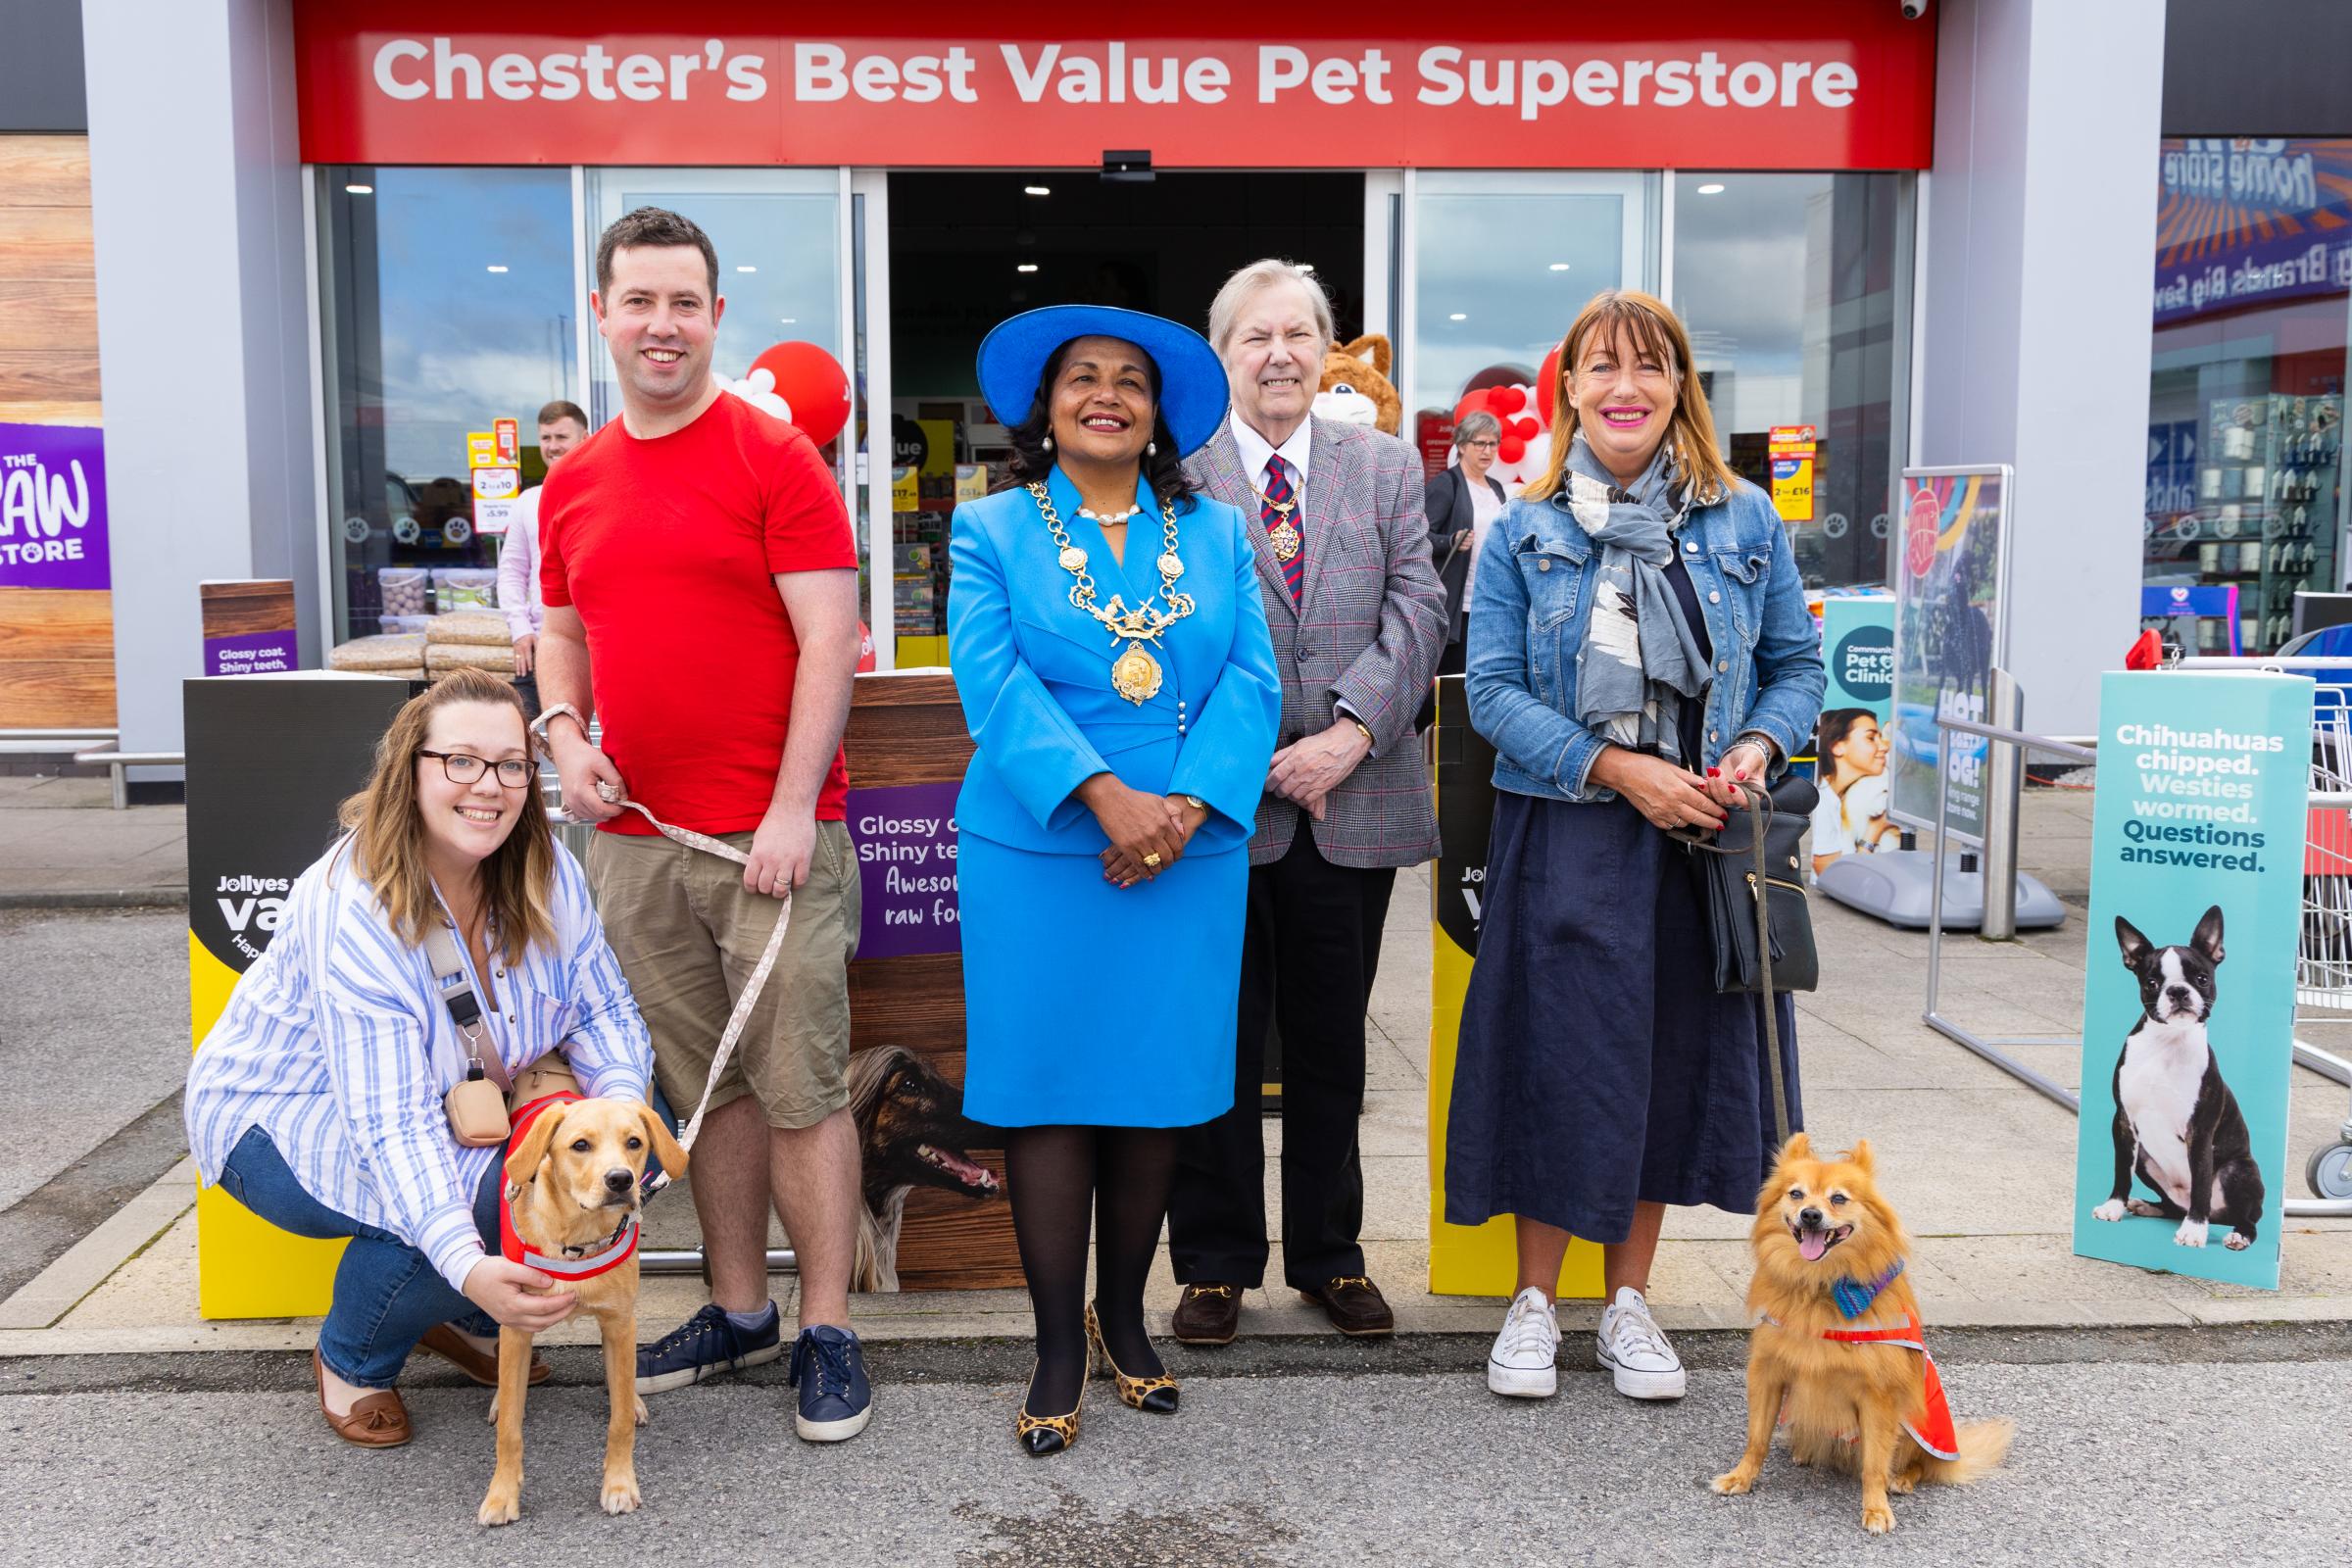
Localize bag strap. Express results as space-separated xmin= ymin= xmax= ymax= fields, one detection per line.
xmin=422 ymin=922 xmax=511 ymax=1094
xmin=1742 ymin=783 xmax=1791 ymax=1151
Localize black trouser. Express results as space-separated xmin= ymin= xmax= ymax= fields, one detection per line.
xmin=1169 ymin=829 xmax=1397 ymax=1292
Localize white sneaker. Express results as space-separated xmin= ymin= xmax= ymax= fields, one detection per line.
xmin=1487 ymin=1286 xmax=1560 ymax=1397
xmin=1595 ymin=1286 xmax=1686 ymax=1399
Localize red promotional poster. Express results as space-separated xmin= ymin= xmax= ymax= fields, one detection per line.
xmin=292 ymin=1 xmax=1936 ymax=172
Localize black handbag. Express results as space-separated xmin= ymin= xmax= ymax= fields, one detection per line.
xmin=1670 ymin=776 xmax=1819 ymax=1146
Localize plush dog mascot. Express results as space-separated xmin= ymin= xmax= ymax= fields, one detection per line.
xmin=1313 ymin=334 xmax=1402 ymax=434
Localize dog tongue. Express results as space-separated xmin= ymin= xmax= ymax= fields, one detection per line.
xmin=1798 ymin=1230 xmax=1832 ymax=1262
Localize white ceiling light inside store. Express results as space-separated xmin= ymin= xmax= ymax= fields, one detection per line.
xmin=1298 ymin=264 xmax=1315 ymax=274
xmin=486 ymin=265 xmax=509 ymax=273
xmin=1696 ymin=182 xmax=1727 ymax=195
xmin=1448 ymin=313 xmax=1467 ymax=321
xmin=1024 ymin=185 xmax=1051 ymax=197
xmin=737 ymin=265 xmax=757 ymax=273
xmin=1548 ymin=263 xmax=1571 ymax=271
xmin=344 ymin=183 xmax=372 ymax=195
xmin=1016 ymin=263 xmax=1039 ymax=273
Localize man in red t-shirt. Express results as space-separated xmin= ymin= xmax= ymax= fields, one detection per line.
xmin=534 ymin=207 xmax=871 ymax=1442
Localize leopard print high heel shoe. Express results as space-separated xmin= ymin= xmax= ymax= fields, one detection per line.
xmin=1086 ymin=1301 xmax=1180 ymax=1413
xmin=1014 ymin=1343 xmax=1090 ymax=1455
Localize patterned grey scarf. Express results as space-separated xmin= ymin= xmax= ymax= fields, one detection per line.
xmin=1564 ymin=434 xmax=1713 ymax=764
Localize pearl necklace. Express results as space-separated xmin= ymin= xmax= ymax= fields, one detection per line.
xmin=1076 ymin=504 xmax=1143 ymax=525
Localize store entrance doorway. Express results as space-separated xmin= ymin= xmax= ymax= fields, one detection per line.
xmin=883 ymin=171 xmax=1365 ymax=665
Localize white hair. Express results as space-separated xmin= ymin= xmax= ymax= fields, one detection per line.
xmin=1207 ymin=259 xmax=1336 ymax=361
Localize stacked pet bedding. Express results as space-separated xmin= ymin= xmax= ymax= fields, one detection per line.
xmin=327 ymin=632 xmax=427 ymax=679
xmin=425 ymin=609 xmax=515 ymax=674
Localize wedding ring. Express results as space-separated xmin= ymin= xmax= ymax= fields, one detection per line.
xmin=1142 ymin=853 xmax=1162 ymax=868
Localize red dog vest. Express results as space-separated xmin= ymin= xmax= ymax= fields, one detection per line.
xmin=499 ymin=1093 xmax=640 ymax=1281
xmin=1819 ymin=1304 xmax=1961 ymax=1461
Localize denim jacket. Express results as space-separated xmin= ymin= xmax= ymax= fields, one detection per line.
xmin=1464 ymin=477 xmax=1824 ymax=803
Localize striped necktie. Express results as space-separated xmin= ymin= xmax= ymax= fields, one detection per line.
xmin=1262 ymin=455 xmax=1303 ymax=601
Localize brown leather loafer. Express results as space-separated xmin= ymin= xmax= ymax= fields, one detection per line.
xmin=316 ymin=1348 xmax=411 ymax=1447
xmin=1170 ymin=1282 xmax=1242 ymax=1346
xmin=416 ymin=1322 xmax=552 ymax=1387
xmin=1300 ymin=1275 xmax=1395 ymax=1338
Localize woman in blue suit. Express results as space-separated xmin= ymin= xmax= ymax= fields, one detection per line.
xmin=952 ymin=306 xmax=1280 ymax=1455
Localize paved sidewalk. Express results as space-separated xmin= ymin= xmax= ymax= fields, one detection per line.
xmin=0 ymin=774 xmax=186 ymax=906
xmin=5 ymin=788 xmax=2351 ymax=1357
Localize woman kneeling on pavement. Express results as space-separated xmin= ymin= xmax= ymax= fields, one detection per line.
xmin=1446 ymin=289 xmax=1824 ymax=1403
xmin=185 ymin=668 xmax=655 ymax=1446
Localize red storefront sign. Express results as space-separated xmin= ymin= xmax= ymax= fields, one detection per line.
xmin=293 ymin=1 xmax=1936 ymax=171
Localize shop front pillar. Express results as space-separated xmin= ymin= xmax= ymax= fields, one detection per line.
xmin=82 ymin=0 xmax=315 ymax=771
xmin=1916 ymin=0 xmax=2165 ymax=739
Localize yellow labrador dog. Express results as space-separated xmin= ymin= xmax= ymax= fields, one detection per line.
xmin=477 ymin=1095 xmax=686 ymax=1526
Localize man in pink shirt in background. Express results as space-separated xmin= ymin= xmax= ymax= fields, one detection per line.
xmin=497 ymin=400 xmax=589 ymax=716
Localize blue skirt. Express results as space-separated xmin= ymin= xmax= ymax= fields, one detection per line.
xmin=957 ymin=830 xmax=1244 ymax=1129
xmin=1444 ymin=791 xmax=1802 ymax=1243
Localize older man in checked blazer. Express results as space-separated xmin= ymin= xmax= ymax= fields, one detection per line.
xmin=1168 ymin=259 xmax=1446 ymax=1344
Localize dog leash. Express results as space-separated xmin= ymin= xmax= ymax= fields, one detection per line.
xmin=593 ymin=780 xmax=791 ymax=1196
xmin=1740 ymin=782 xmax=1792 ymax=1152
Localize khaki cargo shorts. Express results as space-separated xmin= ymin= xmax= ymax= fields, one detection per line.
xmin=588 ymin=819 xmax=859 ymax=1130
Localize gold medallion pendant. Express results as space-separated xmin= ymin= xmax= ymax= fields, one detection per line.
xmin=1110 ymin=643 xmax=1163 ymax=704
xmin=1267 ymin=518 xmax=1302 ymax=563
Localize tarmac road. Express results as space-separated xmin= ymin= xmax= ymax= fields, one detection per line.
xmin=5 ymin=1326 xmax=2347 ymax=1567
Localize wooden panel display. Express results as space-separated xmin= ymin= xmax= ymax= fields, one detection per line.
xmin=0 ymin=135 xmax=109 ymax=730
xmin=839 ymin=670 xmax=1014 ymax=1290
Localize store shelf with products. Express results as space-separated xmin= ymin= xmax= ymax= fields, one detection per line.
xmin=2143 ymin=393 xmax=2341 ymax=656
xmin=891 ymin=461 xmax=989 ymax=669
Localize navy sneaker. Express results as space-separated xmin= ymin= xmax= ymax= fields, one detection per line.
xmin=787 ymin=1324 xmax=873 ymax=1442
xmin=635 ymin=1302 xmax=782 ymax=1395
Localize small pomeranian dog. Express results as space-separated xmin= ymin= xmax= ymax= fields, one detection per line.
xmin=1710 ymin=1135 xmax=2014 ymax=1534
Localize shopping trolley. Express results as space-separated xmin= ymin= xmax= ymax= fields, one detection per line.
xmin=2297 ymin=681 xmax=2352 ymax=1199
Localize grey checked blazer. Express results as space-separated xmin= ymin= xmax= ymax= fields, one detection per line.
xmin=1186 ymin=417 xmax=1446 ymax=869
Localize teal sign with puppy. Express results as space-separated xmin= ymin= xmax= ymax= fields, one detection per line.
xmin=2073 ymin=670 xmax=2310 ymax=1288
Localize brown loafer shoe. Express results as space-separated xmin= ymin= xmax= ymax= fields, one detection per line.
xmin=1300 ymin=1275 xmax=1395 ymax=1338
xmin=315 ymin=1348 xmax=411 ymax=1447
xmin=416 ymin=1322 xmax=552 ymax=1387
xmin=1170 ymin=1282 xmax=1242 ymax=1346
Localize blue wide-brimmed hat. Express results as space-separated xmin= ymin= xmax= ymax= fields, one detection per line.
xmin=975 ymin=305 xmax=1230 ymax=459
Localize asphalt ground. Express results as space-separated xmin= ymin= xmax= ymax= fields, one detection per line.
xmin=6 ymin=1324 xmax=2348 ymax=1566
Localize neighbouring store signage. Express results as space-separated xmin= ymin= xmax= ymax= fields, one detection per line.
xmin=1769 ymin=423 xmax=1817 ymax=522
xmin=847 ymin=778 xmax=961 ymax=961
xmin=1810 ymin=595 xmax=1895 ymax=875
xmin=293 ymin=3 xmax=1936 ymax=170
xmin=1888 ymin=466 xmax=2012 ymax=845
xmin=0 ymin=420 xmax=109 ymax=591
xmin=2155 ymin=138 xmax=2352 ymax=326
xmin=2072 ymin=670 xmax=2307 ymax=1291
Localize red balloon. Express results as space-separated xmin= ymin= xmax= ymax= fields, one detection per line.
xmin=1489 ymin=385 xmax=1527 ymax=416
xmin=1452 ymin=394 xmax=1487 ymax=430
xmin=856 ymin=620 xmax=878 ymax=673
xmin=1536 ymin=345 xmax=1563 ymax=422
xmin=1497 ymin=435 xmax=1527 ymax=465
xmin=749 ymin=341 xmax=852 ymax=447
xmin=1511 ymin=416 xmax=1541 ymax=442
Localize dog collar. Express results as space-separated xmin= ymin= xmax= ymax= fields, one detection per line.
xmin=498 ymin=1093 xmax=642 ymax=1280
xmin=1830 ymin=1257 xmax=1906 ymax=1321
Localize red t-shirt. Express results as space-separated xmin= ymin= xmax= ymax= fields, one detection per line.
xmin=539 ymin=393 xmax=857 ymax=833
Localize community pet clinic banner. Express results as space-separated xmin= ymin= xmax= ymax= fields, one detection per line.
xmin=1810 ymin=595 xmax=1895 ymax=875
xmin=2072 ymin=672 xmax=2309 ymax=1291
xmin=291 ymin=1 xmax=1936 ymax=170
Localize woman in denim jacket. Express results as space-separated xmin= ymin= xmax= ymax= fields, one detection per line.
xmin=1446 ymin=290 xmax=1824 ymax=1404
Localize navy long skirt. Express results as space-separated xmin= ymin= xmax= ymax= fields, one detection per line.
xmin=1444 ymin=791 xmax=1802 ymax=1244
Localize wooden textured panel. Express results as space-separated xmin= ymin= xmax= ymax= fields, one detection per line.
xmin=0 ymin=660 xmax=115 ymax=727
xmin=0 ymin=352 xmax=100 ymax=403
xmin=0 ymin=137 xmax=91 ymax=209
xmin=0 ymin=589 xmax=112 ymax=660
xmin=0 ymin=401 xmax=100 ymax=425
xmin=199 ymin=579 xmax=297 ymax=640
xmin=896 ymin=1177 xmax=1022 ymax=1291
xmin=0 ymin=207 xmax=94 ymax=280
xmin=0 ymin=281 xmax=96 ymax=350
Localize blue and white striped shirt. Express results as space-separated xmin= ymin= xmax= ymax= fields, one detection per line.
xmin=186 ymin=834 xmax=652 ymax=1295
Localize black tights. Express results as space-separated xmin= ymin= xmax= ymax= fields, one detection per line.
xmin=1004 ymin=1124 xmax=1178 ymax=1415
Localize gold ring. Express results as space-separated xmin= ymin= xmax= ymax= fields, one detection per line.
xmin=1142 ymin=853 xmax=1162 ymax=868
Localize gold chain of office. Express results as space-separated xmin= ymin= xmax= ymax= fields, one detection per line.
xmin=1028 ymin=481 xmax=1196 ymax=705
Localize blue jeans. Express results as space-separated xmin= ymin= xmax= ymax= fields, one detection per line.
xmin=215 ymin=1125 xmax=502 ymax=1389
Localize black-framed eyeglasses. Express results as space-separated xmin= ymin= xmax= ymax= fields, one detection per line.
xmin=1462 ymin=439 xmax=1501 ymax=452
xmin=417 ymin=750 xmax=534 ymax=788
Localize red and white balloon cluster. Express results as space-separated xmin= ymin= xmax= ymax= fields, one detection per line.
xmin=1449 ymin=344 xmax=1563 ymax=491
xmin=715 ymin=341 xmax=853 ymax=447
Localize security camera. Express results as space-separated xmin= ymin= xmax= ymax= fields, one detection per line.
xmin=1898 ymin=0 xmax=1930 ymax=17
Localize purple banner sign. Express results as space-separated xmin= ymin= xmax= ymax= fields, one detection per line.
xmin=2154 ymin=138 xmax=2352 ymax=326
xmin=205 ymin=631 xmax=298 ymax=678
xmin=847 ymin=779 xmax=961 ymax=960
xmin=0 ymin=421 xmax=110 ymax=591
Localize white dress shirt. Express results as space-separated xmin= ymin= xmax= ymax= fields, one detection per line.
xmin=1230 ymin=410 xmax=1314 ymax=495
xmin=1463 ymin=474 xmax=1507 ymax=615
xmin=185 ymin=835 xmax=651 ymax=1294
xmin=496 ymin=486 xmax=545 ymax=641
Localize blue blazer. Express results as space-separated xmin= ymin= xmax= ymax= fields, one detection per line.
xmin=949 ymin=468 xmax=1281 ymax=857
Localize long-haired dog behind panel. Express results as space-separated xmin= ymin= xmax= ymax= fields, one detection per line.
xmin=1710 ymin=1135 xmax=2014 ymax=1535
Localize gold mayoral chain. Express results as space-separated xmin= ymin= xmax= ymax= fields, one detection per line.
xmin=1029 ymin=482 xmax=1196 ymax=705
xmin=1251 ymin=480 xmax=1302 ymax=563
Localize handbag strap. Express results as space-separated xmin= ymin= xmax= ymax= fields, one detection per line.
xmin=422 ymin=922 xmax=511 ymax=1094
